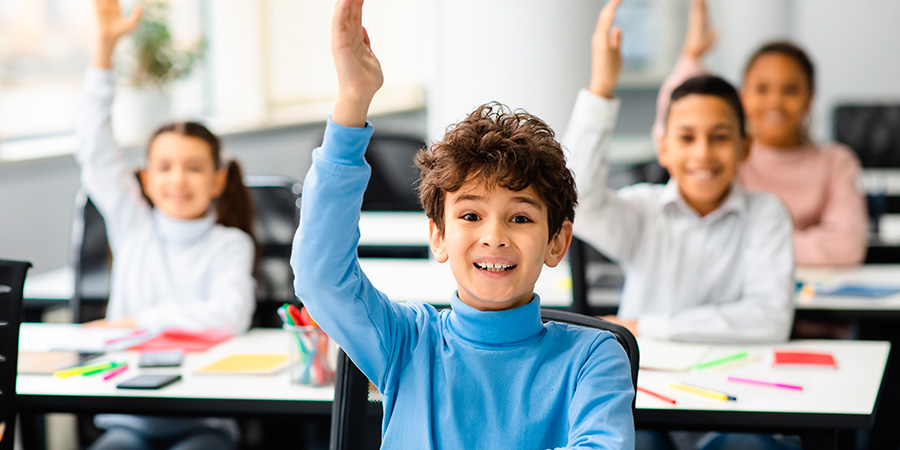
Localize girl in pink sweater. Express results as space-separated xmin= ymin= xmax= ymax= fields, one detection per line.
xmin=654 ymin=0 xmax=868 ymax=267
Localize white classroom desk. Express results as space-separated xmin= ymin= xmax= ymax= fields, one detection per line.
xmin=16 ymin=323 xmax=332 ymax=416
xmin=18 ymin=323 xmax=889 ymax=448
xmin=795 ymin=264 xmax=900 ymax=318
xmin=635 ymin=339 xmax=889 ymax=431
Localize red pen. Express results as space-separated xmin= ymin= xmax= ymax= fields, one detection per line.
xmin=103 ymin=364 xmax=129 ymax=381
xmin=637 ymin=386 xmax=677 ymax=404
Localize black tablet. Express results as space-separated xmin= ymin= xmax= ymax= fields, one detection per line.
xmin=116 ymin=374 xmax=182 ymax=390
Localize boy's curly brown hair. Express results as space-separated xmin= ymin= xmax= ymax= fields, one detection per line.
xmin=415 ymin=102 xmax=577 ymax=241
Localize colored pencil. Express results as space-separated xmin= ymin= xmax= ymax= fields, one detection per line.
xmin=637 ymin=386 xmax=677 ymax=404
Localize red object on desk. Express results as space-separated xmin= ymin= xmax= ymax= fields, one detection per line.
xmin=773 ymin=351 xmax=837 ymax=368
xmin=128 ymin=328 xmax=232 ymax=353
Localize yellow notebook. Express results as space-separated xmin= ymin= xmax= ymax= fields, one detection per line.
xmin=195 ymin=354 xmax=288 ymax=375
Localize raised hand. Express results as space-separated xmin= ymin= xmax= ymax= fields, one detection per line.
xmin=331 ymin=0 xmax=384 ymax=128
xmin=682 ymin=0 xmax=718 ymax=59
xmin=92 ymin=0 xmax=143 ymax=69
xmin=588 ymin=0 xmax=623 ymax=99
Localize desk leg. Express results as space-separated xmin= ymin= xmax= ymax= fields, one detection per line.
xmin=800 ymin=429 xmax=856 ymax=450
xmin=19 ymin=413 xmax=47 ymax=450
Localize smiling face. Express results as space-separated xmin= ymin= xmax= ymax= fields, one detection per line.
xmin=659 ymin=94 xmax=750 ymax=216
xmin=140 ymin=132 xmax=227 ymax=220
xmin=428 ymin=181 xmax=571 ymax=311
xmin=741 ymin=52 xmax=813 ymax=148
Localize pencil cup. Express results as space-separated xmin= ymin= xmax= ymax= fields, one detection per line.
xmin=285 ymin=325 xmax=335 ymax=386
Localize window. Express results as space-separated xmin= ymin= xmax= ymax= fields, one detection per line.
xmin=0 ymin=0 xmax=426 ymax=158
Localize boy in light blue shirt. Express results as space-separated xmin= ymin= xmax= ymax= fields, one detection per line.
xmin=290 ymin=0 xmax=634 ymax=448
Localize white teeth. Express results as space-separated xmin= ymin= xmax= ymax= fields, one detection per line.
xmin=763 ymin=111 xmax=786 ymax=123
xmin=690 ymin=169 xmax=716 ymax=179
xmin=475 ymin=262 xmax=514 ymax=272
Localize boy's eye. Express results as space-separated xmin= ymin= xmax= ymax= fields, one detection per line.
xmin=461 ymin=213 xmax=480 ymax=222
xmin=783 ymin=85 xmax=799 ymax=96
xmin=755 ymin=84 xmax=767 ymax=95
xmin=511 ymin=215 xmax=531 ymax=224
xmin=678 ymin=135 xmax=694 ymax=144
xmin=711 ymin=134 xmax=730 ymax=142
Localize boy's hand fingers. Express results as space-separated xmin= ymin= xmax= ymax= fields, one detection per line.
xmin=598 ymin=0 xmax=621 ymax=32
xmin=124 ymin=5 xmax=143 ymax=32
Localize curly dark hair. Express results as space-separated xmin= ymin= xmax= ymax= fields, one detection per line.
xmin=415 ymin=102 xmax=576 ymax=241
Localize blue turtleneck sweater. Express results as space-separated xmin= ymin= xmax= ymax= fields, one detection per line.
xmin=291 ymin=119 xmax=634 ymax=449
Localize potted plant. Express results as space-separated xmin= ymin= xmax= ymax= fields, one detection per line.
xmin=113 ymin=0 xmax=206 ymax=142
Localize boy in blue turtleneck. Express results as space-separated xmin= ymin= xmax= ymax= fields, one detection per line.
xmin=290 ymin=0 xmax=634 ymax=448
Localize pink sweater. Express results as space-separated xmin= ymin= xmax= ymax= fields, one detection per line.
xmin=653 ymin=56 xmax=868 ymax=267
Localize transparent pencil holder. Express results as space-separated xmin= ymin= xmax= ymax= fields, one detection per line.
xmin=285 ymin=325 xmax=335 ymax=386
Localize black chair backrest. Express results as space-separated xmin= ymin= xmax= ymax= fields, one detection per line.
xmin=834 ymin=104 xmax=900 ymax=168
xmin=361 ymin=133 xmax=426 ymax=212
xmin=329 ymin=308 xmax=639 ymax=450
xmin=0 ymin=259 xmax=31 ymax=450
xmin=245 ymin=175 xmax=302 ymax=327
xmin=568 ymin=237 xmax=625 ymax=316
xmin=70 ymin=176 xmax=302 ymax=327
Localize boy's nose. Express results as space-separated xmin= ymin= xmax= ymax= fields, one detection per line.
xmin=479 ymin=220 xmax=508 ymax=248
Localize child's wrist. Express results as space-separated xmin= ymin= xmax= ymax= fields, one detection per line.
xmin=588 ymin=81 xmax=615 ymax=99
xmin=333 ymin=96 xmax=372 ymax=128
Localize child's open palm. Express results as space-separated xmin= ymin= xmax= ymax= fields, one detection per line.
xmin=589 ymin=0 xmax=623 ymax=98
xmin=94 ymin=0 xmax=143 ymax=44
xmin=332 ymin=0 xmax=384 ymax=107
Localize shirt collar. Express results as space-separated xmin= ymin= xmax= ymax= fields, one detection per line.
xmin=659 ymin=179 xmax=747 ymax=221
xmin=152 ymin=209 xmax=216 ymax=244
xmin=448 ymin=292 xmax=544 ymax=345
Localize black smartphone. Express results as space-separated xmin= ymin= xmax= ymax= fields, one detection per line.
xmin=116 ymin=374 xmax=182 ymax=390
xmin=138 ymin=351 xmax=183 ymax=368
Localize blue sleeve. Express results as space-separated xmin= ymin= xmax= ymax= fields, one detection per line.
xmin=290 ymin=118 xmax=423 ymax=389
xmin=563 ymin=334 xmax=635 ymax=449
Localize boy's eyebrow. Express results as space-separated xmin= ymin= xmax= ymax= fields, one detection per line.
xmin=511 ymin=196 xmax=544 ymax=210
xmin=453 ymin=194 xmax=544 ymax=210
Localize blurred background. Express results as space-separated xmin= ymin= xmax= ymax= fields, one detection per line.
xmin=1 ymin=0 xmax=899 ymax=272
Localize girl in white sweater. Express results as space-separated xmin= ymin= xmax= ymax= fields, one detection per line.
xmin=77 ymin=1 xmax=256 ymax=448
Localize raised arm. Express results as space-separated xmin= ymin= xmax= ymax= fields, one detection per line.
xmin=291 ymin=0 xmax=422 ymax=390
xmin=651 ymin=0 xmax=715 ymax=142
xmin=331 ymin=0 xmax=383 ymax=127
xmin=564 ymin=0 xmax=645 ymax=263
xmin=92 ymin=0 xmax=142 ymax=70
xmin=76 ymin=0 xmax=149 ymax=251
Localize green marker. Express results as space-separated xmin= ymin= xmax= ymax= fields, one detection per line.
xmin=82 ymin=361 xmax=126 ymax=376
xmin=694 ymin=351 xmax=749 ymax=370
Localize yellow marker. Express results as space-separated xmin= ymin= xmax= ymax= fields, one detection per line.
xmin=54 ymin=361 xmax=114 ymax=379
xmin=669 ymin=383 xmax=736 ymax=401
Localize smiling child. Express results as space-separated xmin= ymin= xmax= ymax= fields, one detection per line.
xmin=565 ymin=0 xmax=794 ymax=343
xmin=290 ymin=0 xmax=634 ymax=447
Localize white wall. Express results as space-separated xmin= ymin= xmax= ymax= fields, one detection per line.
xmin=794 ymin=0 xmax=900 ymax=141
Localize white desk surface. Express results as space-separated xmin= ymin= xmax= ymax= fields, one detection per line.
xmin=795 ymin=264 xmax=900 ymax=311
xmin=17 ymin=323 xmax=332 ymax=404
xmin=636 ymin=338 xmax=889 ymax=419
xmin=20 ymin=323 xmax=888 ymax=433
xmin=358 ymin=211 xmax=429 ymax=247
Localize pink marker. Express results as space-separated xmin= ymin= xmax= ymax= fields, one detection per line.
xmin=103 ymin=364 xmax=129 ymax=381
xmin=727 ymin=376 xmax=803 ymax=391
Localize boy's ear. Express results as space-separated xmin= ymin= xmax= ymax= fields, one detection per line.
xmin=428 ymin=219 xmax=449 ymax=263
xmin=213 ymin=169 xmax=228 ymax=198
xmin=739 ymin=136 xmax=752 ymax=163
xmin=656 ymin=136 xmax=671 ymax=170
xmin=544 ymin=220 xmax=573 ymax=268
